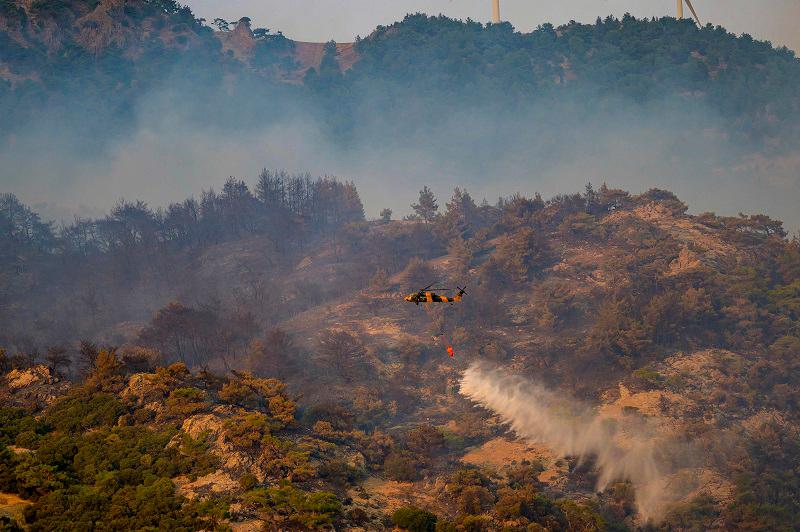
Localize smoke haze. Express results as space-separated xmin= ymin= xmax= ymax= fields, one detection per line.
xmin=460 ymin=362 xmax=692 ymax=522
xmin=3 ymin=78 xmax=799 ymax=232
xmin=2 ymin=12 xmax=799 ymax=233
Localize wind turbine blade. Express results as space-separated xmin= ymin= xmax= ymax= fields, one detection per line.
xmin=683 ymin=0 xmax=702 ymax=26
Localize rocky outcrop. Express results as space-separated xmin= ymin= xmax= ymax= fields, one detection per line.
xmin=1 ymin=365 xmax=71 ymax=409
xmin=666 ymin=247 xmax=704 ymax=276
xmin=176 ymin=470 xmax=240 ymax=500
xmin=73 ymin=0 xmax=131 ymax=55
xmin=121 ymin=372 xmax=171 ymax=411
xmin=217 ymin=17 xmax=255 ymax=61
xmin=120 ymin=364 xmax=192 ymax=416
xmin=180 ymin=406 xmax=269 ymax=482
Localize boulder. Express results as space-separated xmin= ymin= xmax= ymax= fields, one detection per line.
xmin=177 ymin=469 xmax=240 ymax=500
xmin=180 ymin=407 xmax=269 ymax=482
xmin=1 ymin=365 xmax=70 ymax=409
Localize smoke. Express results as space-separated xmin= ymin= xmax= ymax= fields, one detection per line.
xmin=2 ymin=17 xmax=800 ymax=232
xmin=5 ymin=80 xmax=800 ymax=232
xmin=459 ymin=362 xmax=691 ymax=522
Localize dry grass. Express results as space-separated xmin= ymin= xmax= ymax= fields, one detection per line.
xmin=461 ymin=437 xmax=553 ymax=469
xmin=0 ymin=492 xmax=30 ymax=527
xmin=353 ymin=476 xmax=444 ymax=515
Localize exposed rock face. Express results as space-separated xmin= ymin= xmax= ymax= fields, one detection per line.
xmin=667 ymin=247 xmax=704 ymax=276
xmin=218 ymin=17 xmax=255 ymax=60
xmin=1 ymin=365 xmax=70 ymax=409
xmin=176 ymin=470 xmax=240 ymax=500
xmin=120 ymin=365 xmax=193 ymax=417
xmin=5 ymin=365 xmax=54 ymax=391
xmin=0 ymin=0 xmax=215 ymax=85
xmin=73 ymin=0 xmax=129 ymax=55
xmin=121 ymin=372 xmax=171 ymax=405
xmin=181 ymin=407 xmax=269 ymax=482
xmin=120 ymin=373 xmax=170 ymax=419
xmin=345 ymin=450 xmax=367 ymax=477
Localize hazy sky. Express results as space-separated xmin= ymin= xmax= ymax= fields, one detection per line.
xmin=186 ymin=0 xmax=800 ymax=52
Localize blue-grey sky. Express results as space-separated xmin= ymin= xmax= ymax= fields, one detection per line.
xmin=185 ymin=0 xmax=799 ymax=52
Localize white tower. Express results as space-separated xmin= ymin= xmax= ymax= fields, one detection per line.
xmin=492 ymin=0 xmax=501 ymax=23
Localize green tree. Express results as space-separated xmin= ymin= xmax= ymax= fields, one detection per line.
xmin=412 ymin=187 xmax=439 ymax=223
xmin=46 ymin=389 xmax=126 ymax=433
xmin=492 ymin=228 xmax=551 ymax=285
xmin=159 ymin=387 xmax=208 ymax=421
xmin=244 ymin=484 xmax=341 ymax=528
xmin=85 ymin=349 xmax=123 ymax=392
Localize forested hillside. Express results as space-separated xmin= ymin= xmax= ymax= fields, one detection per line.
xmin=1 ymin=2 xmax=799 ymax=150
xmin=345 ymin=14 xmax=800 ymax=147
xmin=1 ymin=174 xmax=799 ymax=529
xmin=0 ymin=0 xmax=224 ymax=140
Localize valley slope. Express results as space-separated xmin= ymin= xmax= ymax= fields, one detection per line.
xmin=0 ymin=180 xmax=799 ymax=530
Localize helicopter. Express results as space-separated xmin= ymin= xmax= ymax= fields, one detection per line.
xmin=405 ymin=284 xmax=467 ymax=305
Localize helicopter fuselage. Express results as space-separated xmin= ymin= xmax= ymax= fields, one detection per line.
xmin=404 ymin=291 xmax=462 ymax=305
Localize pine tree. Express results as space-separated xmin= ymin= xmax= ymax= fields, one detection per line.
xmin=412 ymin=186 xmax=438 ymax=223
xmin=584 ymin=182 xmax=596 ymax=214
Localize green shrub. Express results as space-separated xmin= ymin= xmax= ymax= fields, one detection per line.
xmin=392 ymin=506 xmax=437 ymax=532
xmin=459 ymin=515 xmax=493 ymax=532
xmin=160 ymin=387 xmax=208 ymax=420
xmin=219 ymin=373 xmax=296 ymax=429
xmin=0 ymin=407 xmax=45 ymax=446
xmin=457 ymin=485 xmax=494 ymax=515
xmin=0 ymin=445 xmax=19 ymax=493
xmin=435 ymin=520 xmax=457 ymax=532
xmin=441 ymin=431 xmax=466 ymax=451
xmin=632 ymin=366 xmax=664 ymax=387
xmin=176 ymin=433 xmax=218 ymax=479
xmin=0 ymin=515 xmax=22 ymax=532
xmin=347 ymin=507 xmax=369 ymax=525
xmin=224 ymin=413 xmax=271 ymax=450
xmin=46 ymin=390 xmax=126 ymax=433
xmin=14 ymin=430 xmax=40 ymax=449
xmin=558 ymin=500 xmax=604 ymax=531
xmin=239 ymin=473 xmax=258 ymax=491
xmin=244 ymin=484 xmax=341 ymax=528
xmin=16 ymin=423 xmax=217 ymax=528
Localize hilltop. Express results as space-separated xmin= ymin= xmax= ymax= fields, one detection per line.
xmin=1 ymin=176 xmax=799 ymax=529
xmin=1 ymin=2 xmax=799 ymax=148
